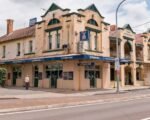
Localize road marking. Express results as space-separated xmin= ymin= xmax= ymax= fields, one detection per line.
xmin=141 ymin=118 xmax=150 ymax=120
xmin=0 ymin=96 xmax=150 ymax=116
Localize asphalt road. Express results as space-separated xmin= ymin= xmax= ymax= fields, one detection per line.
xmin=1 ymin=97 xmax=150 ymax=120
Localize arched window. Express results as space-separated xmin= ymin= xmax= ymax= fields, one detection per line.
xmin=48 ymin=18 xmax=60 ymax=25
xmin=87 ymin=19 xmax=98 ymax=26
xmin=124 ymin=41 xmax=132 ymax=59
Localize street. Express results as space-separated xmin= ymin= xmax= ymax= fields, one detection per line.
xmin=1 ymin=97 xmax=150 ymax=120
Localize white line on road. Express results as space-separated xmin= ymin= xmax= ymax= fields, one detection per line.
xmin=141 ymin=118 xmax=150 ymax=120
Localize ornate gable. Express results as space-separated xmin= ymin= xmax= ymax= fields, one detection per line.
xmin=123 ymin=24 xmax=135 ymax=33
xmin=85 ymin=4 xmax=104 ymax=18
xmin=42 ymin=3 xmax=63 ymax=17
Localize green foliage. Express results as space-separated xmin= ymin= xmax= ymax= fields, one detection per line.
xmin=0 ymin=68 xmax=7 ymax=86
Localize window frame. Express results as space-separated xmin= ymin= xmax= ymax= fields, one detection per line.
xmin=29 ymin=40 xmax=33 ymax=53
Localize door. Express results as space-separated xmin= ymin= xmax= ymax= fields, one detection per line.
xmin=12 ymin=72 xmax=17 ymax=86
xmin=128 ymin=72 xmax=133 ymax=85
xmin=34 ymin=66 xmax=39 ymax=87
xmin=51 ymin=71 xmax=58 ymax=88
xmin=89 ymin=71 xmax=96 ymax=88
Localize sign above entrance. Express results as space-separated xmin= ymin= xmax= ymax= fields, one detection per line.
xmin=80 ymin=31 xmax=90 ymax=41
xmin=77 ymin=62 xmax=95 ymax=66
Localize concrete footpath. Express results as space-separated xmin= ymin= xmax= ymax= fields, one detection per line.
xmin=0 ymin=86 xmax=150 ymax=113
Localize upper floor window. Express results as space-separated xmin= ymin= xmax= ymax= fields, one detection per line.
xmin=48 ymin=34 xmax=52 ymax=50
xmin=17 ymin=43 xmax=21 ymax=56
xmin=29 ymin=40 xmax=33 ymax=53
xmin=48 ymin=18 xmax=60 ymax=26
xmin=94 ymin=34 xmax=98 ymax=50
xmin=2 ymin=45 xmax=6 ymax=58
xmin=87 ymin=19 xmax=98 ymax=26
xmin=56 ymin=33 xmax=60 ymax=49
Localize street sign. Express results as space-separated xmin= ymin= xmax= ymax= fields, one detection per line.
xmin=115 ymin=58 xmax=120 ymax=70
xmin=80 ymin=31 xmax=90 ymax=41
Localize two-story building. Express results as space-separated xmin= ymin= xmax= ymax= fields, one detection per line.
xmin=0 ymin=3 xmax=150 ymax=90
xmin=110 ymin=25 xmax=150 ymax=88
xmin=0 ymin=3 xmax=113 ymax=90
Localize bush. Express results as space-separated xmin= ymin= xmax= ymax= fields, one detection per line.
xmin=0 ymin=68 xmax=7 ymax=87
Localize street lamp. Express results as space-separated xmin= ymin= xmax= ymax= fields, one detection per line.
xmin=115 ymin=0 xmax=127 ymax=93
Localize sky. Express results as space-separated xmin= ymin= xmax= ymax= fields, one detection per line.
xmin=0 ymin=0 xmax=150 ymax=35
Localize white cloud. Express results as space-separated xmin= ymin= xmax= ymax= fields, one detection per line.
xmin=0 ymin=0 xmax=149 ymax=35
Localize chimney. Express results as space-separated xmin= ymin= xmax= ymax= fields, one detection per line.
xmin=7 ymin=19 xmax=14 ymax=34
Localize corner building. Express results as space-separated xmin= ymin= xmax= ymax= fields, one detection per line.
xmin=0 ymin=3 xmax=150 ymax=90
xmin=0 ymin=3 xmax=112 ymax=90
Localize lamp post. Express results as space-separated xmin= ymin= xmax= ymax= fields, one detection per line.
xmin=116 ymin=0 xmax=127 ymax=93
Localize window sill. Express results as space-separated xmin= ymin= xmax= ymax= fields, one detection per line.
xmin=24 ymin=52 xmax=35 ymax=55
xmin=85 ymin=49 xmax=103 ymax=53
xmin=43 ymin=49 xmax=64 ymax=53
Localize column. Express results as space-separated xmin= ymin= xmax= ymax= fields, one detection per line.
xmin=102 ymin=63 xmax=110 ymax=89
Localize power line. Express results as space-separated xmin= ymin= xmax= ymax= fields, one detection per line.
xmin=132 ymin=21 xmax=150 ymax=28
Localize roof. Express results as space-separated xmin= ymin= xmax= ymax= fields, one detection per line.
xmin=0 ymin=26 xmax=35 ymax=43
xmin=41 ymin=3 xmax=70 ymax=17
xmin=85 ymin=4 xmax=104 ymax=18
xmin=123 ymin=24 xmax=135 ymax=33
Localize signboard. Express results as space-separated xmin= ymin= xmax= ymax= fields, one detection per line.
xmin=80 ymin=31 xmax=90 ymax=41
xmin=115 ymin=58 xmax=120 ymax=71
xmin=77 ymin=62 xmax=95 ymax=66
xmin=29 ymin=18 xmax=37 ymax=27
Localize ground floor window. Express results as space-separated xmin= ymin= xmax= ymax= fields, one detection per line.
xmin=63 ymin=72 xmax=73 ymax=80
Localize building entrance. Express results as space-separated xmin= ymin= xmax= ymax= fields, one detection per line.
xmin=34 ymin=66 xmax=39 ymax=87
xmin=12 ymin=67 xmax=21 ymax=86
xmin=89 ymin=71 xmax=96 ymax=88
xmin=85 ymin=65 xmax=101 ymax=88
xmin=45 ymin=64 xmax=63 ymax=88
xmin=125 ymin=67 xmax=133 ymax=85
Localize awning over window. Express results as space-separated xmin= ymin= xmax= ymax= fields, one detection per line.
xmin=0 ymin=54 xmax=115 ymax=65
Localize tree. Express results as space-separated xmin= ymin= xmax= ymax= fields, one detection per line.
xmin=0 ymin=68 xmax=7 ymax=87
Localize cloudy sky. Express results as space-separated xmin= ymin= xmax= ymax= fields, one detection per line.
xmin=0 ymin=0 xmax=150 ymax=35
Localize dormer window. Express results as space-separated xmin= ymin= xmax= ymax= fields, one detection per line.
xmin=87 ymin=19 xmax=98 ymax=26
xmin=48 ymin=18 xmax=60 ymax=25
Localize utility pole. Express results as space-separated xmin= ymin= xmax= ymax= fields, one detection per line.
xmin=115 ymin=0 xmax=127 ymax=93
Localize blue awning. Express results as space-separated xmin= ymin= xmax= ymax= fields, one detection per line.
xmin=120 ymin=58 xmax=132 ymax=63
xmin=0 ymin=54 xmax=115 ymax=65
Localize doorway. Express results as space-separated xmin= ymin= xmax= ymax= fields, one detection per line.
xmin=45 ymin=64 xmax=63 ymax=88
xmin=125 ymin=67 xmax=133 ymax=85
xmin=51 ymin=71 xmax=58 ymax=88
xmin=89 ymin=71 xmax=96 ymax=88
xmin=85 ymin=65 xmax=101 ymax=88
xmin=12 ymin=72 xmax=17 ymax=86
xmin=12 ymin=67 xmax=22 ymax=86
xmin=34 ymin=66 xmax=39 ymax=87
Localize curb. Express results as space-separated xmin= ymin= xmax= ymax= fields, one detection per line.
xmin=0 ymin=94 xmax=150 ymax=114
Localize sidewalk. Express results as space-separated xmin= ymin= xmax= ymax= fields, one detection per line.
xmin=0 ymin=86 xmax=149 ymax=99
xmin=0 ymin=86 xmax=149 ymax=113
